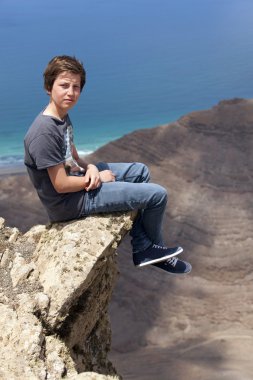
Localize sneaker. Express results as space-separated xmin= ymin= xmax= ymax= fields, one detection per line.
xmin=153 ymin=256 xmax=192 ymax=275
xmin=133 ymin=244 xmax=183 ymax=267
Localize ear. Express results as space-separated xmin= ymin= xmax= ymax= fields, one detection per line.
xmin=45 ymin=85 xmax=52 ymax=95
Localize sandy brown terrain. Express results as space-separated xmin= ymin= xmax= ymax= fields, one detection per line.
xmin=0 ymin=173 xmax=48 ymax=231
xmin=1 ymin=98 xmax=253 ymax=379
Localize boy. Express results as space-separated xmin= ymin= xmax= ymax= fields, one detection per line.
xmin=24 ymin=55 xmax=191 ymax=274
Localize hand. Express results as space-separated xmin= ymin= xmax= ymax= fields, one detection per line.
xmin=99 ymin=170 xmax=116 ymax=183
xmin=84 ymin=164 xmax=101 ymax=191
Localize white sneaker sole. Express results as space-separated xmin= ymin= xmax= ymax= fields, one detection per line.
xmin=137 ymin=246 xmax=183 ymax=267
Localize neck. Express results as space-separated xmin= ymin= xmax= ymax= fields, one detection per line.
xmin=43 ymin=104 xmax=66 ymax=121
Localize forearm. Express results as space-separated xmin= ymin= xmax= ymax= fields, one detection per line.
xmin=55 ymin=175 xmax=89 ymax=193
xmin=48 ymin=164 xmax=89 ymax=193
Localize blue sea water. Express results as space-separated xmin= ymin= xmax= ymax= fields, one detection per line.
xmin=1 ymin=0 xmax=253 ymax=168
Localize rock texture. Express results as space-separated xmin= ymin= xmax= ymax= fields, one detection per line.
xmin=0 ymin=213 xmax=133 ymax=380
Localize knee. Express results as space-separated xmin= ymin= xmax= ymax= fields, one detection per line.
xmin=151 ymin=184 xmax=168 ymax=206
xmin=148 ymin=183 xmax=168 ymax=207
xmin=95 ymin=162 xmax=110 ymax=171
xmin=136 ymin=162 xmax=150 ymax=183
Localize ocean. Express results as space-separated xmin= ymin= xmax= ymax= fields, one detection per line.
xmin=1 ymin=0 xmax=253 ymax=169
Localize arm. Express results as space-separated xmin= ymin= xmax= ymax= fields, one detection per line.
xmin=71 ymin=144 xmax=101 ymax=190
xmin=72 ymin=144 xmax=115 ymax=186
xmin=48 ymin=163 xmax=91 ymax=193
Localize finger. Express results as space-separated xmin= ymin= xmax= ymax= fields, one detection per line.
xmin=93 ymin=175 xmax=100 ymax=187
xmin=86 ymin=177 xmax=96 ymax=191
xmin=88 ymin=176 xmax=101 ymax=190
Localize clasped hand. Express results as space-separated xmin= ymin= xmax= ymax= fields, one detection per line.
xmin=84 ymin=165 xmax=115 ymax=191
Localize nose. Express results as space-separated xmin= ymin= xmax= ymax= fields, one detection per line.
xmin=67 ymin=86 xmax=74 ymax=96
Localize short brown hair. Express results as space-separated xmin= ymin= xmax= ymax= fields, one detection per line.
xmin=43 ymin=55 xmax=86 ymax=92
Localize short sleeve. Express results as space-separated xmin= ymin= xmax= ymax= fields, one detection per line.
xmin=29 ymin=133 xmax=65 ymax=169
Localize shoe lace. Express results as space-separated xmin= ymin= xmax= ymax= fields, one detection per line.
xmin=153 ymin=244 xmax=167 ymax=250
xmin=166 ymin=257 xmax=178 ymax=267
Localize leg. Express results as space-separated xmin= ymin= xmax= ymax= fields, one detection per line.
xmin=80 ymin=179 xmax=167 ymax=252
xmin=96 ymin=162 xmax=150 ymax=183
xmin=81 ymin=162 xmax=183 ymax=268
xmin=96 ymin=162 xmax=165 ymax=247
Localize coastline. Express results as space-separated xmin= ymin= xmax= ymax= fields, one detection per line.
xmin=0 ymin=163 xmax=27 ymax=177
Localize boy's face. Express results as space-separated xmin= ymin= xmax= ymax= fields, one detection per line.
xmin=48 ymin=71 xmax=81 ymax=118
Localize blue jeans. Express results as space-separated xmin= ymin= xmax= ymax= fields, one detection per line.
xmin=81 ymin=162 xmax=167 ymax=253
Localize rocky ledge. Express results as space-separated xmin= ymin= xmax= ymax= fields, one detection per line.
xmin=0 ymin=213 xmax=134 ymax=380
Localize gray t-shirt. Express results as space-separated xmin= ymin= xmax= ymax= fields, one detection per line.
xmin=24 ymin=112 xmax=85 ymax=222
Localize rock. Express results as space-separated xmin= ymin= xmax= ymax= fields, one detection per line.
xmin=10 ymin=252 xmax=35 ymax=287
xmin=73 ymin=374 xmax=120 ymax=380
xmin=0 ymin=303 xmax=46 ymax=380
xmin=45 ymin=336 xmax=75 ymax=379
xmin=0 ymin=248 xmax=9 ymax=268
xmin=8 ymin=227 xmax=19 ymax=243
xmin=0 ymin=217 xmax=5 ymax=229
xmin=34 ymin=292 xmax=50 ymax=314
xmin=32 ymin=214 xmax=132 ymax=329
xmin=0 ymin=212 xmax=133 ymax=379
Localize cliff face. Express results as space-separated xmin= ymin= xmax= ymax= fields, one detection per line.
xmin=0 ymin=213 xmax=133 ymax=380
